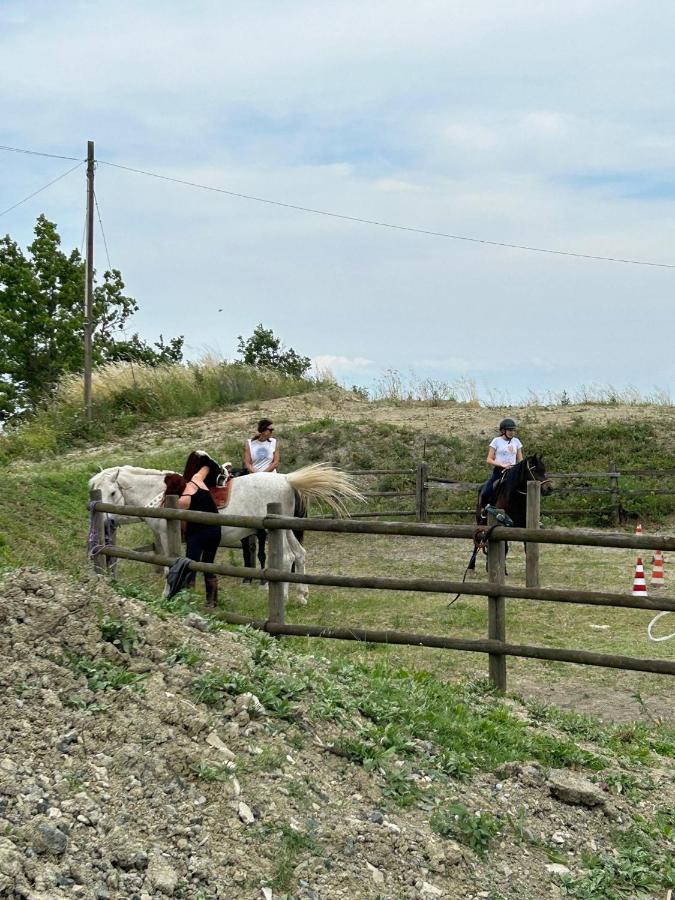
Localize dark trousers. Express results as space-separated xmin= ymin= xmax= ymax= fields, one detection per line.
xmin=482 ymin=467 xmax=505 ymax=507
xmin=185 ymin=525 xmax=221 ymax=588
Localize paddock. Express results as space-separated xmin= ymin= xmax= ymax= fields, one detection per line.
xmin=89 ymin=486 xmax=675 ymax=720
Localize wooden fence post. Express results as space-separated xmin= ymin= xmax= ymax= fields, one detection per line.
xmin=415 ymin=462 xmax=428 ymax=522
xmin=526 ymin=481 xmax=541 ymax=588
xmin=266 ymin=502 xmax=285 ymax=627
xmin=164 ymin=494 xmax=183 ymax=558
xmin=608 ymin=460 xmax=620 ymax=525
xmin=89 ymin=489 xmax=107 ymax=576
xmin=486 ymin=512 xmax=507 ymax=691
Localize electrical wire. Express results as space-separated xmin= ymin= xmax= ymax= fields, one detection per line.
xmin=4 ymin=142 xmax=674 ymax=269
xmin=0 ymin=162 xmax=84 ymax=218
xmin=0 ymin=143 xmax=82 ymax=162
xmin=97 ymin=158 xmax=675 ymax=269
xmin=94 ymin=191 xmax=113 ymax=270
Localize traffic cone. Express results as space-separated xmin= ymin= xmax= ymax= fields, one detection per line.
xmin=631 ymin=558 xmax=648 ymax=596
xmin=651 ymin=550 xmax=665 ymax=587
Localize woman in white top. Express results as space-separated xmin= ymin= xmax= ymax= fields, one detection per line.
xmin=244 ymin=418 xmax=280 ymax=473
xmin=483 ymin=417 xmax=523 ymax=504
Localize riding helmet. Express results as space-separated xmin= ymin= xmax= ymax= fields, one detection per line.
xmin=499 ymin=418 xmax=517 ymax=431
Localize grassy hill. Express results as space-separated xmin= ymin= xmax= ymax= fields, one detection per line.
xmin=0 ymin=386 xmax=673 ymax=897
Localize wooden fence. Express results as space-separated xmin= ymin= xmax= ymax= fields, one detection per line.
xmin=89 ymin=489 xmax=675 ymax=691
xmin=344 ymin=463 xmax=675 ymax=523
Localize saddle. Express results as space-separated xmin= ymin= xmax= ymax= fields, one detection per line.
xmin=209 ymin=479 xmax=232 ymax=510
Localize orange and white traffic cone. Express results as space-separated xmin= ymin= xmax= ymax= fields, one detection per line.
xmin=631 ymin=558 xmax=648 ymax=597
xmin=651 ymin=550 xmax=665 ymax=588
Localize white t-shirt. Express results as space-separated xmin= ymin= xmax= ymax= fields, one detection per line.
xmin=248 ymin=437 xmax=277 ymax=472
xmin=490 ymin=436 xmax=522 ymax=467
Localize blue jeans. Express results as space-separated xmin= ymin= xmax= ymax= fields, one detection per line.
xmin=481 ymin=467 xmax=505 ymax=507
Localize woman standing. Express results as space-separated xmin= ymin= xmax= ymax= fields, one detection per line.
xmin=244 ymin=418 xmax=280 ymax=474
xmin=178 ymin=451 xmax=222 ymax=608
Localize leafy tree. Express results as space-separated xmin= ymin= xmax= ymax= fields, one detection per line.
xmin=236 ymin=323 xmax=311 ymax=378
xmin=0 ymin=215 xmax=183 ymax=420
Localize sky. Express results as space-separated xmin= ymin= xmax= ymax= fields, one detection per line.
xmin=1 ymin=0 xmax=674 ymax=403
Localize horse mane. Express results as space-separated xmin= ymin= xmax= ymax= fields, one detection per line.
xmin=495 ymin=454 xmax=542 ymax=504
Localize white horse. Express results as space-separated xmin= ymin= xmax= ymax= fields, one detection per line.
xmin=88 ymin=463 xmax=363 ymax=602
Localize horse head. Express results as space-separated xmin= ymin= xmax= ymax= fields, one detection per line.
xmin=526 ymin=454 xmax=553 ymax=496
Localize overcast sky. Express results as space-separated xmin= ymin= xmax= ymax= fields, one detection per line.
xmin=2 ymin=0 xmax=674 ymax=402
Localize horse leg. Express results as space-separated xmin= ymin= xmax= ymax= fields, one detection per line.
xmin=286 ymin=531 xmax=308 ymax=604
xmin=240 ymin=535 xmax=255 ymax=584
xmin=256 ymin=530 xmax=267 ymax=585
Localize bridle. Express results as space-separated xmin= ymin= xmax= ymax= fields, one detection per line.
xmin=515 ymin=458 xmax=551 ymax=495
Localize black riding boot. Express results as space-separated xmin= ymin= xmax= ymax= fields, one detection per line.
xmin=204 ymin=575 xmax=219 ymax=609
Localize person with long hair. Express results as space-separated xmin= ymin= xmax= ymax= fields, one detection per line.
xmin=177 ymin=451 xmax=222 ymax=608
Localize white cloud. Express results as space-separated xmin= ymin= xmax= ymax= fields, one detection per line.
xmin=1 ymin=0 xmax=675 ymax=399
xmin=313 ymin=356 xmax=375 ymax=373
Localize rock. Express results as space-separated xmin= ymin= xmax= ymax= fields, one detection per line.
xmin=0 ymin=837 xmax=23 ymax=877
xmin=545 ymin=863 xmax=571 ymax=877
xmin=419 ymin=881 xmax=443 ymax=896
xmin=262 ymin=889 xmax=273 ymax=900
xmin=548 ymin=771 xmax=606 ymax=808
xmin=237 ymin=802 xmax=255 ymax=825
xmin=184 ymin=613 xmax=209 ymax=632
xmin=147 ymin=851 xmax=179 ymax=895
xmin=28 ymin=818 xmax=69 ymax=855
xmin=205 ymin=732 xmax=235 ymax=760
xmin=366 ymin=861 xmax=385 ymax=884
xmin=234 ymin=693 xmax=265 ymax=717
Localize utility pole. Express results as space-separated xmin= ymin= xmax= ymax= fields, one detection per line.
xmin=83 ymin=140 xmax=95 ymax=420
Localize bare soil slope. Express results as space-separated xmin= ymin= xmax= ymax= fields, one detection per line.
xmin=2 ymin=568 xmax=673 ymax=899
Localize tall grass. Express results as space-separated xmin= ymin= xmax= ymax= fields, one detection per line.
xmin=0 ymin=357 xmax=326 ymax=462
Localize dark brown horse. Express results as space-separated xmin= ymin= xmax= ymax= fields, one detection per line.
xmin=468 ymin=454 xmax=552 ymax=571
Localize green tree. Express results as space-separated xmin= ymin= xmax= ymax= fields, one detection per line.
xmin=0 ymin=215 xmax=183 ymax=420
xmin=236 ymin=323 xmax=311 ymax=378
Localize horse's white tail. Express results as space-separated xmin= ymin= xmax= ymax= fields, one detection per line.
xmin=285 ymin=463 xmax=364 ymax=515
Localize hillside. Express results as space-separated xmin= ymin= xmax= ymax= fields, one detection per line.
xmin=0 ymin=567 xmax=673 ymax=899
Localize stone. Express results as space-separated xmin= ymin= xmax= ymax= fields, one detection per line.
xmin=237 ymin=802 xmax=255 ymax=825
xmin=548 ymin=771 xmax=606 ymax=808
xmin=366 ymin=861 xmax=385 ymax=884
xmin=184 ymin=613 xmax=209 ymax=632
xmin=205 ymin=732 xmax=235 ymax=760
xmin=29 ymin=818 xmax=69 ymax=855
xmin=419 ymin=881 xmax=443 ymax=896
xmin=147 ymin=851 xmax=179 ymax=896
xmin=545 ymin=863 xmax=571 ymax=877
xmin=0 ymin=838 xmax=24 ymax=877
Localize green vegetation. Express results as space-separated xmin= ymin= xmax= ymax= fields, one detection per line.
xmin=98 ymin=612 xmax=140 ymax=655
xmin=0 ymin=214 xmax=183 ymax=422
xmin=430 ymin=802 xmax=502 ymax=857
xmin=281 ymin=417 xmax=675 ymax=524
xmin=0 ymin=358 xmax=326 ymax=463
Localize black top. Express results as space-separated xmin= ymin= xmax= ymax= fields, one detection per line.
xmin=185 ymin=484 xmax=218 ymax=537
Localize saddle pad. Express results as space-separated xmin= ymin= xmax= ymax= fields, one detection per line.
xmin=210 ymin=482 xmax=232 ymax=510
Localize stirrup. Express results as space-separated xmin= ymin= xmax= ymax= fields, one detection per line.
xmin=484 ymin=506 xmax=513 ymax=527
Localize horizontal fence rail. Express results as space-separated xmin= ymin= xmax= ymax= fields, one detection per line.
xmin=344 ymin=462 xmax=675 ymax=524
xmin=90 ymin=490 xmax=675 ymax=689
xmin=93 ymin=502 xmax=675 ymax=550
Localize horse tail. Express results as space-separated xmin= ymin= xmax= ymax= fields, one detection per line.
xmin=285 ymin=464 xmax=364 ymax=516
xmin=292 ymin=488 xmax=307 ymax=544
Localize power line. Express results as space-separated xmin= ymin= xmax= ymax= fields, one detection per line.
xmin=0 ymin=143 xmax=82 ymax=162
xmin=0 ymin=162 xmax=84 ymax=218
xmin=94 ymin=191 xmax=113 ymax=270
xmin=97 ymin=158 xmax=675 ymax=270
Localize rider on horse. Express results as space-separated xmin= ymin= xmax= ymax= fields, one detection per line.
xmin=481 ymin=417 xmax=523 ymax=512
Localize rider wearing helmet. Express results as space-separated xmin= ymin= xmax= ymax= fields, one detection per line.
xmin=482 ymin=417 xmax=524 ymax=507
